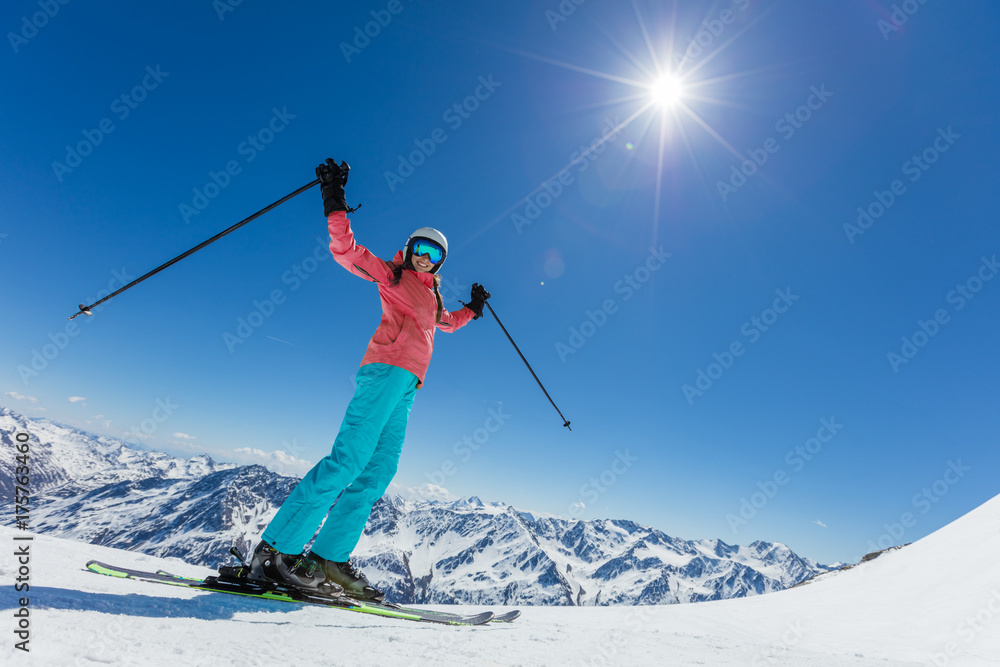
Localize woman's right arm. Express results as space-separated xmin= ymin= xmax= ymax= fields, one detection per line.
xmin=327 ymin=211 xmax=394 ymax=284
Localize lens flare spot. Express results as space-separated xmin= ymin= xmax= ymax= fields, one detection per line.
xmin=544 ymin=251 xmax=566 ymax=279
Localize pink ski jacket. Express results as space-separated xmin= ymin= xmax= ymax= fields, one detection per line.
xmin=327 ymin=211 xmax=476 ymax=388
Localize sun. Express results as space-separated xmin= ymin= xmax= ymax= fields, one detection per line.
xmin=470 ymin=5 xmax=758 ymax=244
xmin=649 ymin=74 xmax=685 ymax=108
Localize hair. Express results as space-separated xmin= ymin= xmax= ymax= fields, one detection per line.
xmin=390 ymin=258 xmax=443 ymax=324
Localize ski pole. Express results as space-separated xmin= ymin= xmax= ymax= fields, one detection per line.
xmin=484 ymin=300 xmax=572 ymax=431
xmin=68 ymin=179 xmax=321 ymax=320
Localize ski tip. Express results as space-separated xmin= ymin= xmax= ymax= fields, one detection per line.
xmin=86 ymin=561 xmax=129 ymax=578
xmin=491 ymin=609 xmax=521 ymax=622
xmin=469 ymin=611 xmax=495 ymax=625
xmin=69 ymin=304 xmax=93 ymax=320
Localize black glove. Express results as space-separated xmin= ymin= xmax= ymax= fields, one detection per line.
xmin=316 ymin=158 xmax=350 ymax=216
xmin=464 ymin=283 xmax=491 ymax=320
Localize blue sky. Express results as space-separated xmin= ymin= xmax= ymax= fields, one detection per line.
xmin=2 ymin=0 xmax=998 ymax=566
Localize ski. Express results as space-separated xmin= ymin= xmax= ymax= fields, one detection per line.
xmin=490 ymin=609 xmax=522 ymax=623
xmin=152 ymin=567 xmax=520 ymax=623
xmin=86 ymin=560 xmax=494 ymax=626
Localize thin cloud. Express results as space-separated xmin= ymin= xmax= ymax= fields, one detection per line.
xmin=387 ymin=482 xmax=459 ymax=503
xmin=230 ymin=447 xmax=313 ymax=477
xmin=4 ymin=391 xmax=39 ymax=404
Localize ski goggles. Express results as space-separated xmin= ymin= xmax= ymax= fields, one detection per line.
xmin=410 ymin=239 xmax=444 ymax=264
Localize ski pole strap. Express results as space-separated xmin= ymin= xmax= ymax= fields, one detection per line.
xmin=485 ymin=301 xmax=571 ymax=431
xmin=69 ymin=178 xmax=321 ymax=320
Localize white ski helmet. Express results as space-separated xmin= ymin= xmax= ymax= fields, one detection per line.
xmin=403 ymin=227 xmax=448 ymax=274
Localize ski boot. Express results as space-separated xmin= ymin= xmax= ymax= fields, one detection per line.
xmin=247 ymin=541 xmax=343 ymax=597
xmin=307 ymin=555 xmax=385 ymax=603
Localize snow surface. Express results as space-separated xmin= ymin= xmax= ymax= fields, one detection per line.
xmin=3 ymin=493 xmax=998 ymax=666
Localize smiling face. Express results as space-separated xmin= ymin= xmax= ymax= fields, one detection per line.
xmin=412 ymin=253 xmax=435 ymax=273
xmin=408 ymin=237 xmax=445 ymax=273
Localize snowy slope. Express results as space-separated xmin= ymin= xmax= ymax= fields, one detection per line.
xmin=2 ymin=492 xmax=998 ymax=666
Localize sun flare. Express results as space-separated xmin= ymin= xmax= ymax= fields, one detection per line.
xmin=473 ymin=5 xmax=762 ymax=245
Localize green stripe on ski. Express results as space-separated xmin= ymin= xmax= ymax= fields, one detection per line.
xmin=151 ymin=565 xmax=518 ymax=623
xmin=156 ymin=570 xmax=202 ymax=582
xmin=85 ymin=560 xmax=489 ymax=625
xmin=88 ymin=562 xmax=196 ymax=588
xmin=350 ymin=604 xmax=422 ymax=621
xmin=88 ymin=562 xmax=129 ymax=578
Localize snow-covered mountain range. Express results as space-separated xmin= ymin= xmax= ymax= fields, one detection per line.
xmin=355 ymin=495 xmax=827 ymax=605
xmin=1 ymin=406 xmax=832 ymax=605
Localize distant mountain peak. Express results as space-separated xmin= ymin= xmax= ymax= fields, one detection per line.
xmin=386 ymin=482 xmax=458 ymax=504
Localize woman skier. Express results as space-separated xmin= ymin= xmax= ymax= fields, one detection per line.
xmin=249 ymin=158 xmax=490 ymax=602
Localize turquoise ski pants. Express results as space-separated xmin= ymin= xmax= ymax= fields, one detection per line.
xmin=262 ymin=363 xmax=418 ymax=561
